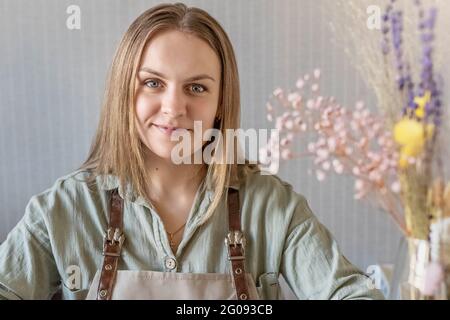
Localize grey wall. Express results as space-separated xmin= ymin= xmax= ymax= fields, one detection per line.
xmin=0 ymin=0 xmax=403 ymax=271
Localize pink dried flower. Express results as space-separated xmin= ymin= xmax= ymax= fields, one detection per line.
xmin=311 ymin=84 xmax=319 ymax=92
xmin=391 ymin=181 xmax=401 ymax=193
xmin=281 ymin=149 xmax=293 ymax=160
xmin=316 ymin=170 xmax=325 ymax=181
xmin=322 ymin=161 xmax=331 ymax=171
xmin=313 ymin=69 xmax=321 ymax=79
xmin=296 ymin=79 xmax=305 ymax=89
xmin=262 ymin=69 xmax=405 ymax=234
xmin=284 ymin=120 xmax=294 ymax=130
xmin=273 ymin=88 xmax=283 ymax=97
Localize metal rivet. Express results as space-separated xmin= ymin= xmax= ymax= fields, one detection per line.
xmin=105 ymin=264 xmax=112 ymax=271
xmin=99 ymin=289 xmax=108 ymax=297
xmin=235 ymin=268 xmax=242 ymax=275
xmin=239 ymin=293 xmax=248 ymax=300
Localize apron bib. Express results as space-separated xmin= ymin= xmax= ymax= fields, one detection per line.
xmin=87 ymin=188 xmax=259 ymax=300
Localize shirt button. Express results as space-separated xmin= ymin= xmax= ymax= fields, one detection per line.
xmin=165 ymin=257 xmax=177 ymax=270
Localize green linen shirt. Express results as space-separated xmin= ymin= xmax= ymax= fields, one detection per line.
xmin=0 ymin=165 xmax=384 ymax=300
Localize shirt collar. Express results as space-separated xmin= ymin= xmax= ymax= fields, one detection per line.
xmin=98 ymin=170 xmax=240 ymax=205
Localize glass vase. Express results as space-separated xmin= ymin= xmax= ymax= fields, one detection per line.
xmin=389 ymin=236 xmax=431 ymax=300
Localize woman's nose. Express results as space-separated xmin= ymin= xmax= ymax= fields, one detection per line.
xmin=160 ymin=87 xmax=187 ymax=118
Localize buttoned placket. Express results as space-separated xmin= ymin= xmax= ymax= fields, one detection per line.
xmin=128 ymin=180 xmax=215 ymax=271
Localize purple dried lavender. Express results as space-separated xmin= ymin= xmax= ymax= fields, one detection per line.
xmin=416 ymin=3 xmax=441 ymax=125
xmin=382 ymin=0 xmax=442 ymax=126
xmin=382 ymin=1 xmax=415 ymax=116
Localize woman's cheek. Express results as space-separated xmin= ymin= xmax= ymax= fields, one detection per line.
xmin=193 ymin=103 xmax=218 ymax=127
xmin=135 ymin=97 xmax=158 ymax=123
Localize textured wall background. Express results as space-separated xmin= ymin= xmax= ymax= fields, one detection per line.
xmin=0 ymin=0 xmax=403 ymax=271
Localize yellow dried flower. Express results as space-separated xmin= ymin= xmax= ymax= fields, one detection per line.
xmin=413 ymin=91 xmax=431 ymax=119
xmin=393 ymin=118 xmax=434 ymax=168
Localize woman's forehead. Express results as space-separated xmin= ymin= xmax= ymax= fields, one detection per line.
xmin=139 ymin=30 xmax=221 ymax=80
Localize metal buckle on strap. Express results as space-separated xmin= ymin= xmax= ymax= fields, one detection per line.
xmin=102 ymin=227 xmax=125 ymax=257
xmin=225 ymin=230 xmax=246 ymax=260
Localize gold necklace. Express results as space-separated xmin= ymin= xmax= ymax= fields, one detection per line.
xmin=167 ymin=222 xmax=187 ymax=250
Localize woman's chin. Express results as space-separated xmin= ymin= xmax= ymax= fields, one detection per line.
xmin=149 ymin=148 xmax=176 ymax=162
xmin=147 ymin=146 xmax=193 ymax=164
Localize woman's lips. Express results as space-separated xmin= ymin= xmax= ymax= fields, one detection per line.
xmin=153 ymin=124 xmax=191 ymax=136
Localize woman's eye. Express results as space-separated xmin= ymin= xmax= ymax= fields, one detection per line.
xmin=144 ymin=79 xmax=161 ymax=88
xmin=190 ymin=84 xmax=206 ymax=94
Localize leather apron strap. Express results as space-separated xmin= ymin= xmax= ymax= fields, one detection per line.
xmin=96 ymin=187 xmax=249 ymax=300
xmin=96 ymin=188 xmax=125 ymax=300
xmin=226 ymin=188 xmax=250 ymax=300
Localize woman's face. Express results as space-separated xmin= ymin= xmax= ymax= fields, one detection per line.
xmin=135 ymin=29 xmax=221 ymax=162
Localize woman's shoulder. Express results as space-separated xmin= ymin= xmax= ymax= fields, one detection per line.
xmin=26 ymin=169 xmax=112 ymax=214
xmin=237 ymin=164 xmax=312 ymax=220
xmin=239 ymin=164 xmax=300 ymax=196
xmin=33 ymin=169 xmax=101 ymax=195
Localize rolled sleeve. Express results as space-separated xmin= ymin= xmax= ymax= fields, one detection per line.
xmin=0 ymin=194 xmax=60 ymax=300
xmin=280 ymin=196 xmax=385 ymax=300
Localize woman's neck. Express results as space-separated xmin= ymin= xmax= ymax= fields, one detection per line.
xmin=144 ymin=151 xmax=207 ymax=202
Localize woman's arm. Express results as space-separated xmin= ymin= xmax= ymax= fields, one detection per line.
xmin=279 ymin=196 xmax=385 ymax=300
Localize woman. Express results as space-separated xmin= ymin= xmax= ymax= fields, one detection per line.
xmin=0 ymin=3 xmax=383 ymax=300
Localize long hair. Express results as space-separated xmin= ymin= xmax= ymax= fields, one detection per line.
xmin=78 ymin=2 xmax=255 ymax=224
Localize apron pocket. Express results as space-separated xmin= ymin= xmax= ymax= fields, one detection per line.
xmin=256 ymin=273 xmax=298 ymax=300
xmin=61 ymin=283 xmax=89 ymax=300
xmin=256 ymin=272 xmax=280 ymax=300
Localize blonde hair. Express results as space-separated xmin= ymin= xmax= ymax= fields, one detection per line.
xmin=78 ymin=2 xmax=256 ymax=224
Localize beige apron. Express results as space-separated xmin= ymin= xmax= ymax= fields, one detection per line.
xmin=86 ymin=271 xmax=259 ymax=300
xmin=86 ymin=188 xmax=261 ymax=300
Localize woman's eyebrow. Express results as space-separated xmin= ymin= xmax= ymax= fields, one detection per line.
xmin=139 ymin=67 xmax=216 ymax=82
